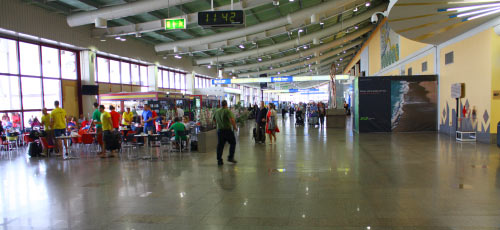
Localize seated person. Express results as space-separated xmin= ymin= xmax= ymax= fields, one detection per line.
xmin=81 ymin=117 xmax=90 ymax=129
xmin=68 ymin=116 xmax=78 ymax=132
xmin=169 ymin=117 xmax=187 ymax=147
xmin=182 ymin=116 xmax=191 ymax=131
xmin=31 ymin=117 xmax=41 ymax=128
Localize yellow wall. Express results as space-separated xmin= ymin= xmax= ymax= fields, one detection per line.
xmin=345 ymin=20 xmax=498 ymax=138
xmin=400 ymin=36 xmax=428 ymax=60
xmin=62 ymin=80 xmax=79 ymax=118
xmin=368 ymin=28 xmax=382 ymax=75
xmin=439 ymin=29 xmax=492 ymax=134
xmin=491 ymin=30 xmax=500 ymax=134
xmin=402 ymin=53 xmax=435 ymax=76
xmin=384 ymin=69 xmax=399 ymax=76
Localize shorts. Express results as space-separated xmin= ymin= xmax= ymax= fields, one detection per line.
xmin=143 ymin=125 xmax=154 ymax=134
xmin=103 ymin=130 xmax=112 ymax=145
xmin=54 ymin=129 xmax=66 ymax=137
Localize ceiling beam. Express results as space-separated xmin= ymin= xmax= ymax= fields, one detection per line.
xmin=195 ymin=5 xmax=384 ymax=64
xmin=156 ymin=0 xmax=370 ymax=52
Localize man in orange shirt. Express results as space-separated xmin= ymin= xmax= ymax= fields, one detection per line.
xmin=109 ymin=105 xmax=121 ymax=131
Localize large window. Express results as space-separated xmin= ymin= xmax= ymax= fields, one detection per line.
xmin=194 ymin=75 xmax=214 ymax=89
xmin=0 ymin=37 xmax=78 ymax=130
xmin=159 ymin=68 xmax=186 ymax=92
xmin=96 ymin=55 xmax=148 ymax=88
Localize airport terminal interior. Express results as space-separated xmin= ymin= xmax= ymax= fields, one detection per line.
xmin=1 ymin=0 xmax=500 ymax=229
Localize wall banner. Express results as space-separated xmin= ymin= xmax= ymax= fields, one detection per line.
xmin=381 ymin=22 xmax=400 ymax=69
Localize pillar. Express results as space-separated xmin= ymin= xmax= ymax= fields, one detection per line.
xmin=80 ymin=50 xmax=96 ymax=119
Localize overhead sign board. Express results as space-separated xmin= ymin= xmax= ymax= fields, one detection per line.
xmin=212 ymin=75 xmax=334 ymax=85
xmin=271 ymin=76 xmax=293 ymax=83
xmin=165 ymin=18 xmax=186 ymax=30
xmin=212 ymin=79 xmax=231 ymax=85
xmin=198 ymin=10 xmax=245 ymax=27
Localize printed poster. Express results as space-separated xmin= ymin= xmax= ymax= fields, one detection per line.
xmin=381 ymin=22 xmax=400 ymax=69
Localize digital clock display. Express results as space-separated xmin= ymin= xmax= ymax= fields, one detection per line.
xmin=198 ymin=10 xmax=245 ymax=27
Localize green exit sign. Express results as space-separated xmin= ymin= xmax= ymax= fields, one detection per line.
xmin=165 ymin=18 xmax=186 ymax=30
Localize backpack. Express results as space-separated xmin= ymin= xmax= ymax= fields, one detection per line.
xmin=27 ymin=142 xmax=42 ymax=157
xmin=29 ymin=130 xmax=40 ymax=140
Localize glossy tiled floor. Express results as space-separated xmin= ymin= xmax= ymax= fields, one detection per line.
xmin=1 ymin=116 xmax=500 ymax=230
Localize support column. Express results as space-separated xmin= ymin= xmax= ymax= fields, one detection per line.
xmin=80 ymin=50 xmax=96 ymax=119
xmin=186 ymin=72 xmax=194 ymax=95
xmin=147 ymin=65 xmax=158 ymax=92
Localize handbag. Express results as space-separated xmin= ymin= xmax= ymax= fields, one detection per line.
xmin=268 ymin=115 xmax=276 ymax=130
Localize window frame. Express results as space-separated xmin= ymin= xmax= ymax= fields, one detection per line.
xmin=158 ymin=67 xmax=187 ymax=92
xmin=95 ymin=55 xmax=149 ymax=87
xmin=0 ymin=35 xmax=80 ymax=130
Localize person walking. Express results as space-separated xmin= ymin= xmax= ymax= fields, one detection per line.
xmin=41 ymin=108 xmax=54 ymax=151
xmin=50 ymin=101 xmax=69 ymax=158
xmin=99 ymin=105 xmax=117 ymax=158
xmin=266 ymin=103 xmax=279 ymax=144
xmin=91 ymin=102 xmax=104 ymax=153
xmin=318 ymin=102 xmax=327 ymax=127
xmin=142 ymin=104 xmax=154 ymax=134
xmin=213 ymin=100 xmax=238 ymax=166
xmin=281 ymin=105 xmax=287 ymax=120
xmin=109 ymin=105 xmax=121 ymax=131
xmin=255 ymin=101 xmax=268 ymax=144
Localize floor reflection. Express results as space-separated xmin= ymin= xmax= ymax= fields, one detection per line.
xmin=0 ymin=115 xmax=498 ymax=229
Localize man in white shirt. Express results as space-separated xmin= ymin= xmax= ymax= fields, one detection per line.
xmin=174 ymin=105 xmax=184 ymax=118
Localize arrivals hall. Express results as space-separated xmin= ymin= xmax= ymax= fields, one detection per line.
xmin=0 ymin=0 xmax=500 ymax=229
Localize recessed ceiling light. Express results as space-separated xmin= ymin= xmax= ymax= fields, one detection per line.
xmin=298 ymin=29 xmax=304 ymax=33
xmin=258 ymin=58 xmax=262 ymax=61
xmin=320 ymin=22 xmax=324 ymax=25
xmin=115 ymin=36 xmax=121 ymax=40
xmin=207 ymin=65 xmax=211 ymax=69
xmin=174 ymin=55 xmax=182 ymax=59
xmin=120 ymin=38 xmax=126 ymax=41
xmin=365 ymin=2 xmax=371 ymax=7
xmin=239 ymin=44 xmax=245 ymax=49
xmin=355 ymin=26 xmax=359 ymax=29
xmin=100 ymin=39 xmax=106 ymax=42
xmin=353 ymin=7 xmax=358 ymax=12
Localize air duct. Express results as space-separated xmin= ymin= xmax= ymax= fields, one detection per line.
xmin=67 ymin=0 xmax=195 ymax=27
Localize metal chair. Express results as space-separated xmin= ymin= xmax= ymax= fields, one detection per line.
xmin=148 ymin=134 xmax=163 ymax=160
xmin=6 ymin=135 xmax=19 ymax=152
xmin=171 ymin=130 xmax=188 ymax=153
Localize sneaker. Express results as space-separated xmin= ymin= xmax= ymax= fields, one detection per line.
xmin=227 ymin=159 xmax=238 ymax=164
xmin=218 ymin=160 xmax=224 ymax=166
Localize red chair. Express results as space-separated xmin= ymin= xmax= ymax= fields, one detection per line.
xmin=23 ymin=133 xmax=33 ymax=145
xmin=81 ymin=134 xmax=95 ymax=157
xmin=39 ymin=137 xmax=55 ymax=157
xmin=0 ymin=138 xmax=9 ymax=152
